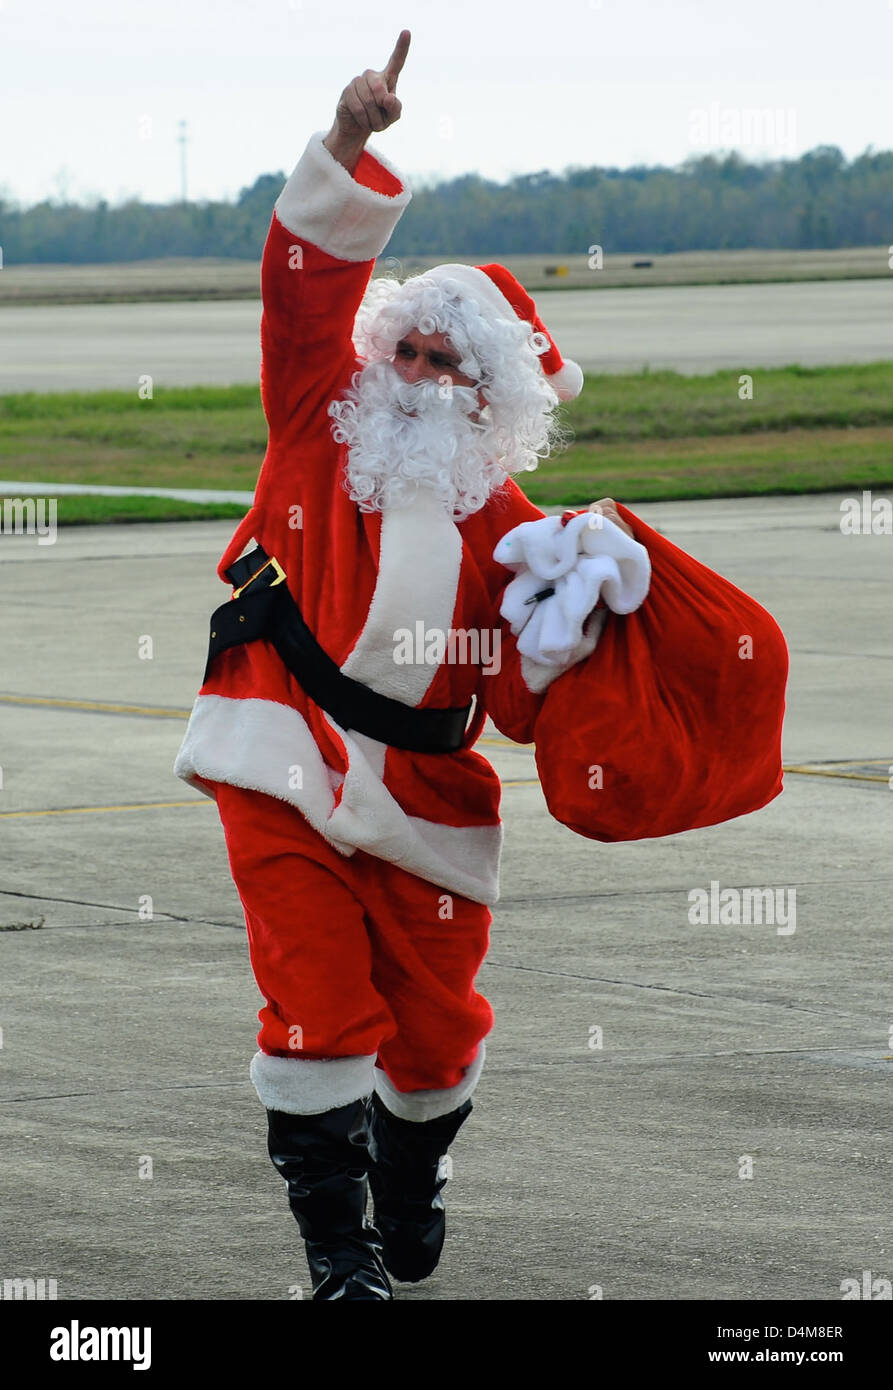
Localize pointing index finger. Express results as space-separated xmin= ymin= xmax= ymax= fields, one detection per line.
xmin=384 ymin=29 xmax=411 ymax=91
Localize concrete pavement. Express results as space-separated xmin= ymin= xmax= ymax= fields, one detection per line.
xmin=3 ymin=278 xmax=893 ymax=392
xmin=0 ymin=493 xmax=890 ymax=1300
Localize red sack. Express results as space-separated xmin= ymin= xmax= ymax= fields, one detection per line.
xmin=534 ymin=502 xmax=788 ymax=841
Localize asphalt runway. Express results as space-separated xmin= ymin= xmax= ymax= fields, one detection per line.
xmin=1 ymin=494 xmax=890 ymax=1302
xmin=2 ymin=277 xmax=893 ymax=392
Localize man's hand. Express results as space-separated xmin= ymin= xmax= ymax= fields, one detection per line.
xmin=590 ymin=498 xmax=634 ymax=539
xmin=324 ymin=29 xmax=411 ymax=172
xmin=562 ymin=498 xmax=635 ymax=540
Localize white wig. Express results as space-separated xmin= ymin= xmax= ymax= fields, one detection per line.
xmin=351 ymin=268 xmax=570 ymax=478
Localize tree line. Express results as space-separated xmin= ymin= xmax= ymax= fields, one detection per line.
xmin=1 ymin=146 xmax=891 ymax=265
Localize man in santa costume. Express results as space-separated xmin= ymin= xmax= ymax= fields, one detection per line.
xmin=175 ymin=29 xmax=648 ymax=1300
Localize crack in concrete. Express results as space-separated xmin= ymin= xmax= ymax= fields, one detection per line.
xmin=0 ymin=887 xmax=190 ymax=921
xmin=483 ymin=958 xmax=870 ymax=1017
xmin=3 ymin=1047 xmax=888 ymax=1104
xmin=2 ymin=1080 xmax=245 ymax=1104
xmin=500 ymin=874 xmax=893 ymax=906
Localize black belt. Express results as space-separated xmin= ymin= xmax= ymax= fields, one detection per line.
xmin=203 ymin=546 xmax=474 ymax=754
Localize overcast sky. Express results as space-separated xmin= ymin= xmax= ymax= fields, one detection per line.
xmin=2 ymin=0 xmax=891 ymax=207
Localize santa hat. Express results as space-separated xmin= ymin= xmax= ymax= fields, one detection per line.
xmin=422 ymin=262 xmax=584 ymax=401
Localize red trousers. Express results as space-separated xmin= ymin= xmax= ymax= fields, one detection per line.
xmin=214 ymin=782 xmax=494 ymax=1096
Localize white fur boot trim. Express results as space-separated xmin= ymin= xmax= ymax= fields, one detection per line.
xmin=372 ymin=1040 xmax=486 ymax=1122
xmin=250 ymin=1050 xmax=377 ymax=1114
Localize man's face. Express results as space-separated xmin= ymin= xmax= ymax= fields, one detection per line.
xmin=391 ymin=327 xmax=488 ymax=417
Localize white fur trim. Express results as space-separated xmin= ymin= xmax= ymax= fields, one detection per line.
xmin=174 ymin=693 xmax=347 ymax=841
xmin=425 ymin=264 xmax=523 ymax=333
xmin=549 ymin=358 xmax=584 ymax=401
xmin=174 ymin=695 xmax=502 ymax=904
xmin=324 ymin=738 xmax=503 ymax=902
xmin=423 ymin=264 xmax=583 ymax=398
xmin=320 ymin=487 xmax=464 ymax=822
xmin=373 ymin=1041 xmax=486 ymax=1122
xmin=250 ymin=1050 xmax=376 ymax=1114
xmin=274 ymin=130 xmax=411 ymax=262
xmin=341 ymin=490 xmax=462 ymax=703
xmin=520 ymin=607 xmax=607 ymax=693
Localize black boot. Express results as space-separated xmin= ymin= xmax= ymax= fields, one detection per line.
xmin=366 ymin=1091 xmax=472 ymax=1283
xmin=266 ymin=1099 xmax=392 ymax=1301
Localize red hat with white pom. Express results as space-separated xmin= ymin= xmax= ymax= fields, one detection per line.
xmin=424 ymin=262 xmax=585 ymax=401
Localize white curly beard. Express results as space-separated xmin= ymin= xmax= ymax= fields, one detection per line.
xmin=328 ymin=359 xmax=509 ymax=523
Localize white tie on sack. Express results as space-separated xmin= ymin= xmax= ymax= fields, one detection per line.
xmin=493 ymin=512 xmax=651 ymax=672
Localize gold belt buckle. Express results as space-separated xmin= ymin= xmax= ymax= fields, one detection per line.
xmin=231 ymin=554 xmax=287 ymax=600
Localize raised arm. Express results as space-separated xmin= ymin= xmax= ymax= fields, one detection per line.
xmin=259 ymin=30 xmax=413 ymax=435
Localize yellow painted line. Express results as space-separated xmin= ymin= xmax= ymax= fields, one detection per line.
xmin=0 ymin=693 xmax=191 ymax=719
xmin=0 ymin=700 xmax=540 ymax=743
xmin=485 ymin=749 xmax=892 ymax=787
xmin=3 ymin=780 xmax=544 ymax=819
xmin=2 ymin=698 xmax=885 ymax=789
xmin=5 ymin=692 xmax=882 ymax=791
xmin=785 ymin=764 xmax=889 ymax=783
xmin=0 ymin=799 xmax=209 ymax=820
xmin=0 ymin=701 xmax=536 ymax=742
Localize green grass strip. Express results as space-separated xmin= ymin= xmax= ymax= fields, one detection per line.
xmin=2 ymin=362 xmax=893 ymax=510
xmin=0 ymin=495 xmax=246 ymax=527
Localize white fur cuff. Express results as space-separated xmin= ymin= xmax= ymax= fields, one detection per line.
xmin=373 ymin=1040 xmax=486 ymax=1122
xmin=274 ymin=129 xmax=412 ymax=262
xmin=250 ymin=1050 xmax=377 ymax=1114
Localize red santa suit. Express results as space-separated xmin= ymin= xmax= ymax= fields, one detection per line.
xmin=173 ymin=130 xmax=589 ymax=1119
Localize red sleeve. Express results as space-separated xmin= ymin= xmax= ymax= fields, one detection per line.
xmin=259 ymin=138 xmax=410 ymax=437
xmin=259 ymin=215 xmax=372 ymax=436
